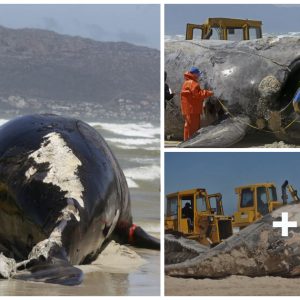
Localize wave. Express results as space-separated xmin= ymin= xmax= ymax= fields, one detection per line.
xmin=115 ymin=145 xmax=159 ymax=151
xmin=106 ymin=137 xmax=160 ymax=151
xmin=129 ymin=157 xmax=158 ymax=164
xmin=136 ymin=221 xmax=160 ymax=235
xmin=126 ymin=178 xmax=139 ymax=189
xmin=0 ymin=119 xmax=9 ymax=127
xmin=89 ymin=122 xmax=160 ymax=139
xmin=124 ymin=165 xmax=160 ymax=182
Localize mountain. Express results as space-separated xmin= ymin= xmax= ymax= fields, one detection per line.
xmin=0 ymin=26 xmax=160 ymax=119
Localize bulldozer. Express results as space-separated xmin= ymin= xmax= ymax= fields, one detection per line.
xmin=233 ymin=181 xmax=300 ymax=231
xmin=186 ymin=17 xmax=262 ymax=41
xmin=165 ymin=188 xmax=233 ymax=246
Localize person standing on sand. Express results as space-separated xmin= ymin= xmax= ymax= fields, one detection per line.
xmin=180 ymin=67 xmax=213 ymax=141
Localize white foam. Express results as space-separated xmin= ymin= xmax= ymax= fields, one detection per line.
xmin=25 ymin=132 xmax=85 ymax=208
xmin=124 ymin=165 xmax=160 ymax=182
xmin=0 ymin=119 xmax=9 ymax=127
xmin=115 ymin=145 xmax=159 ymax=151
xmin=126 ymin=178 xmax=139 ymax=189
xmin=106 ymin=137 xmax=160 ymax=146
xmin=90 ymin=122 xmax=160 ymax=139
xmin=136 ymin=222 xmax=160 ymax=234
xmin=129 ymin=157 xmax=158 ymax=164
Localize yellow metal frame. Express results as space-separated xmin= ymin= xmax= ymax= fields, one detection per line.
xmin=186 ymin=17 xmax=263 ymax=41
xmin=233 ymin=182 xmax=282 ymax=229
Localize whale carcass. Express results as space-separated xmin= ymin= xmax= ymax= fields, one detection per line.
xmin=165 ymin=203 xmax=300 ymax=278
xmin=0 ymin=114 xmax=159 ymax=285
xmin=165 ymin=36 xmax=300 ymax=147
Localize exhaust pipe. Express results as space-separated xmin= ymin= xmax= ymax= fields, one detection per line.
xmin=281 ymin=180 xmax=289 ymax=205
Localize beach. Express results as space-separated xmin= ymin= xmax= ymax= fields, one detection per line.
xmin=165 ymin=275 xmax=300 ymax=296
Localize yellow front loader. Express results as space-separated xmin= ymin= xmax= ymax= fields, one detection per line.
xmin=233 ymin=181 xmax=299 ymax=231
xmin=165 ymin=188 xmax=232 ymax=246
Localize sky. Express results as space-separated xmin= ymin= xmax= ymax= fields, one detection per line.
xmin=165 ymin=152 xmax=300 ymax=215
xmin=165 ymin=4 xmax=300 ymax=35
xmin=0 ymin=4 xmax=160 ymax=49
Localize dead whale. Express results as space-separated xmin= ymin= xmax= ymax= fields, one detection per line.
xmin=0 ymin=114 xmax=159 ymax=285
xmin=165 ymin=203 xmax=300 ymax=278
xmin=165 ymin=36 xmax=300 ymax=147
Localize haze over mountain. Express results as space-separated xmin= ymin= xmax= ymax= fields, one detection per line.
xmin=0 ymin=26 xmax=160 ymax=121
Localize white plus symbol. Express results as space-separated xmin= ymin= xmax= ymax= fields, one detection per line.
xmin=273 ymin=212 xmax=298 ymax=237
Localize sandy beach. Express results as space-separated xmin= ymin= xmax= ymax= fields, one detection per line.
xmin=165 ymin=275 xmax=300 ymax=296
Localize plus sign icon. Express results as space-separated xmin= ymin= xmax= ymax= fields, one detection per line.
xmin=273 ymin=212 xmax=298 ymax=237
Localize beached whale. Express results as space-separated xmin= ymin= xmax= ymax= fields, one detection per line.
xmin=165 ymin=36 xmax=300 ymax=147
xmin=165 ymin=202 xmax=300 ymax=278
xmin=0 ymin=114 xmax=159 ymax=286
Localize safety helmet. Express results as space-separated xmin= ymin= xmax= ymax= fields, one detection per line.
xmin=189 ymin=67 xmax=202 ymax=76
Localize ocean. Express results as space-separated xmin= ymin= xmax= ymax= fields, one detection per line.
xmin=0 ymin=118 xmax=160 ymax=296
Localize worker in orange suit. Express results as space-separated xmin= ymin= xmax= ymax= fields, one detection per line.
xmin=180 ymin=67 xmax=214 ymax=141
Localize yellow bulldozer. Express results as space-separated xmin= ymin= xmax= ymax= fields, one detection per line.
xmin=186 ymin=17 xmax=263 ymax=41
xmin=232 ymin=181 xmax=300 ymax=231
xmin=165 ymin=188 xmax=233 ymax=246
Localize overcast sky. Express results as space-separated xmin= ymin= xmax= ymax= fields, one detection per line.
xmin=165 ymin=4 xmax=300 ymax=35
xmin=0 ymin=4 xmax=160 ymax=49
xmin=165 ymin=152 xmax=300 ymax=215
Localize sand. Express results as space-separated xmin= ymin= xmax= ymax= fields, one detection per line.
xmin=0 ymin=241 xmax=159 ymax=296
xmin=165 ymin=275 xmax=300 ymax=296
xmin=165 ymin=140 xmax=300 ymax=148
xmin=79 ymin=240 xmax=146 ymax=273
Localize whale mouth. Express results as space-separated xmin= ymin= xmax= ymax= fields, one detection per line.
xmin=279 ymin=59 xmax=300 ymax=112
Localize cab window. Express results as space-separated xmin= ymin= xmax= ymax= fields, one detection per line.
xmin=241 ymin=188 xmax=254 ymax=207
xmin=196 ymin=195 xmax=207 ymax=212
xmin=257 ymin=187 xmax=269 ymax=216
xmin=268 ymin=187 xmax=278 ymax=201
xmin=167 ymin=197 xmax=178 ymax=217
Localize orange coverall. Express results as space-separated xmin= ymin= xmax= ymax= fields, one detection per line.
xmin=180 ymin=72 xmax=213 ymax=141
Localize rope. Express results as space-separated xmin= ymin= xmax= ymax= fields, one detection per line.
xmin=216 ymin=98 xmax=299 ymax=133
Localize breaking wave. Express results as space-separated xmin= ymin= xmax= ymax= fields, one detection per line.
xmin=90 ymin=121 xmax=160 ymax=139
xmin=124 ymin=165 xmax=160 ymax=182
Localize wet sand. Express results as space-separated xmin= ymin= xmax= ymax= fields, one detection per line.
xmin=165 ymin=275 xmax=300 ymax=296
xmin=0 ymin=242 xmax=160 ymax=296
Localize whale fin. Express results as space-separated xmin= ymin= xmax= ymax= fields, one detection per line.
xmin=130 ymin=225 xmax=160 ymax=250
xmin=113 ymin=223 xmax=160 ymax=250
xmin=177 ymin=116 xmax=249 ymax=148
xmin=13 ymin=246 xmax=83 ymax=286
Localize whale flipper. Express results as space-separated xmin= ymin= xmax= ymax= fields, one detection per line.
xmin=14 ymin=247 xmax=83 ymax=286
xmin=131 ymin=226 xmax=160 ymax=250
xmin=177 ymin=116 xmax=249 ymax=148
xmin=113 ymin=224 xmax=160 ymax=250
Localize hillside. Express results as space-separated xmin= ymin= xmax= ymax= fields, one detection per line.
xmin=0 ymin=26 xmax=160 ymax=121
